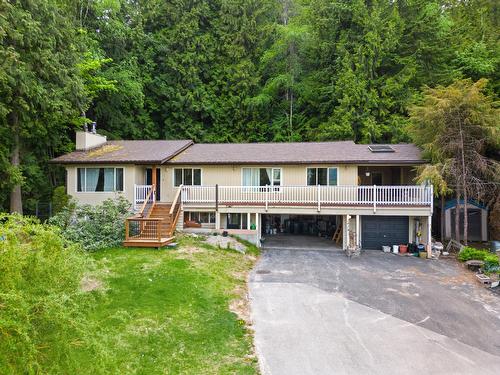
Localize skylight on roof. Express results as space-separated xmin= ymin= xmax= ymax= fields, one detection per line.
xmin=368 ymin=145 xmax=395 ymax=153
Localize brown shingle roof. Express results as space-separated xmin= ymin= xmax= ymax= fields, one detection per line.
xmin=167 ymin=141 xmax=424 ymax=165
xmin=51 ymin=140 xmax=193 ymax=164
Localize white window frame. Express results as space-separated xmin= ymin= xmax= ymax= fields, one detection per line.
xmin=75 ymin=167 xmax=125 ymax=193
xmin=306 ymin=167 xmax=339 ymax=186
xmin=241 ymin=167 xmax=283 ymax=187
xmin=186 ymin=211 xmax=216 ymax=224
xmin=173 ymin=168 xmax=203 ymax=187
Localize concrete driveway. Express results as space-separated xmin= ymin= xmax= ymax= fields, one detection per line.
xmin=249 ymin=249 xmax=500 ymax=375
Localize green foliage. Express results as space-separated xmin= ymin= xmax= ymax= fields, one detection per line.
xmin=86 ymin=243 xmax=258 ymax=373
xmin=484 ymin=253 xmax=500 ymax=266
xmin=0 ymin=214 xmax=105 ymax=374
xmin=49 ymin=197 xmax=132 ymax=251
xmin=2 ymin=0 xmax=499 ymax=212
xmin=458 ymin=248 xmax=500 ymax=274
xmin=51 ymin=186 xmax=72 ymax=214
xmin=457 ymin=246 xmax=491 ymax=262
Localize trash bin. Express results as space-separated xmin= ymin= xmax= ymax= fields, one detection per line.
xmin=491 ymin=241 xmax=500 ymax=253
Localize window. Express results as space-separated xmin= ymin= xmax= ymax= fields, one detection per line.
xmin=174 ymin=168 xmax=201 ymax=186
xmin=226 ymin=213 xmax=247 ymax=229
xmin=186 ymin=211 xmax=215 ymax=224
xmin=307 ymin=167 xmax=338 ymax=186
xmin=242 ymin=168 xmax=281 ymax=186
xmin=77 ymin=168 xmax=124 ymax=192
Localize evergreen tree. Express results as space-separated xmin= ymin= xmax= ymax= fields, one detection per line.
xmin=0 ymin=0 xmax=86 ymax=212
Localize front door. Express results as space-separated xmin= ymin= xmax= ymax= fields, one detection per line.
xmin=145 ymin=168 xmax=161 ymax=201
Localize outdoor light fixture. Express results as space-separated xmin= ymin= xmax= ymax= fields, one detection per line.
xmin=365 ymin=172 xmax=371 ymax=177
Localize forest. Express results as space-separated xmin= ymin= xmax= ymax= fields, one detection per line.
xmin=0 ymin=0 xmax=498 ymax=213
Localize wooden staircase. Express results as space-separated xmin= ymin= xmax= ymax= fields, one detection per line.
xmin=123 ymin=185 xmax=182 ymax=248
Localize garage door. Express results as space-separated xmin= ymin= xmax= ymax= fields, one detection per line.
xmin=362 ymin=216 xmax=409 ymax=250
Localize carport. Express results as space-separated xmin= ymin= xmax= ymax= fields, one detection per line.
xmin=262 ymin=234 xmax=341 ymax=250
xmin=260 ymin=214 xmax=342 ymax=250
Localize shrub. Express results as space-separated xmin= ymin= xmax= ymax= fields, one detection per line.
xmin=457 ymin=246 xmax=490 ymax=262
xmin=483 ymin=253 xmax=500 ymax=274
xmin=49 ymin=196 xmax=132 ymax=251
xmin=0 ymin=214 xmax=105 ymax=374
xmin=51 ymin=185 xmax=73 ymax=214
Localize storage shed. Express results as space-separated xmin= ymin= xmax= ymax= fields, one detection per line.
xmin=444 ymin=200 xmax=488 ymax=242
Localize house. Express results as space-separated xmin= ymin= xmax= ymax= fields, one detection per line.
xmin=51 ymin=130 xmax=434 ymax=250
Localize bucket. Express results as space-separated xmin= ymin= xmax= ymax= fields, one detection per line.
xmin=392 ymin=245 xmax=399 ymax=254
xmin=399 ymin=245 xmax=408 ymax=254
xmin=382 ymin=246 xmax=391 ymax=253
xmin=491 ymin=241 xmax=500 ymax=253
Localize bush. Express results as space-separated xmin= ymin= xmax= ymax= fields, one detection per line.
xmin=0 ymin=214 xmax=105 ymax=374
xmin=483 ymin=253 xmax=500 ymax=274
xmin=51 ymin=185 xmax=73 ymax=214
xmin=49 ymin=197 xmax=132 ymax=251
xmin=457 ymin=246 xmax=490 ymax=262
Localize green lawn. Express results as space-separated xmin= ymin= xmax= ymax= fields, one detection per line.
xmin=85 ymin=235 xmax=259 ymax=374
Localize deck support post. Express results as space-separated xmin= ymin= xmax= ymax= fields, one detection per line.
xmin=256 ymin=213 xmax=261 ymax=247
xmin=247 ymin=212 xmax=251 ymax=230
xmin=151 ymin=165 xmax=157 ymax=202
xmin=215 ymin=212 xmax=221 ymax=230
xmin=356 ymin=215 xmax=360 ymax=248
xmin=427 ymin=215 xmax=432 ymax=259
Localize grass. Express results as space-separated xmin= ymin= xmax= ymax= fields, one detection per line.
xmin=83 ymin=235 xmax=259 ymax=374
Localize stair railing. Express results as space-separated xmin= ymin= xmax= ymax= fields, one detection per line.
xmin=125 ymin=185 xmax=160 ymax=242
xmin=167 ymin=185 xmax=183 ymax=237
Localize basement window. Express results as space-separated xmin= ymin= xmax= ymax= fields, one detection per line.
xmin=185 ymin=211 xmax=215 ymax=224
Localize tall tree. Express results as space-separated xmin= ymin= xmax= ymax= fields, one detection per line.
xmin=248 ymin=0 xmax=310 ymax=141
xmin=0 ymin=0 xmax=87 ymax=213
xmin=410 ymin=79 xmax=499 ymax=244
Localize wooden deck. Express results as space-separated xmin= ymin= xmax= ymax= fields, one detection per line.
xmin=123 ymin=236 xmax=175 ymax=248
xmin=123 ymin=185 xmax=182 ymax=248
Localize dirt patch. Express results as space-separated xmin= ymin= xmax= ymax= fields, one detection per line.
xmin=177 ymin=246 xmax=204 ymax=255
xmin=229 ymin=284 xmax=252 ymax=326
xmin=80 ymin=276 xmax=104 ymax=292
xmin=231 ymin=270 xmax=247 ymax=281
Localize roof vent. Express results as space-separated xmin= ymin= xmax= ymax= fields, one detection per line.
xmin=368 ymin=145 xmax=395 ymax=153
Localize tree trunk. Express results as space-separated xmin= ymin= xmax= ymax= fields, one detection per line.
xmin=458 ymin=119 xmax=468 ymax=245
xmin=10 ymin=112 xmax=23 ymax=214
xmin=463 ymin=189 xmax=468 ymax=245
xmin=454 ymin=190 xmax=460 ymax=243
xmin=289 ymin=89 xmax=293 ymax=141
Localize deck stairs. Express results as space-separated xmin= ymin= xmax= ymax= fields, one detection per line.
xmin=123 ymin=185 xmax=181 ymax=248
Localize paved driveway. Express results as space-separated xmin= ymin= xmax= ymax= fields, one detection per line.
xmin=249 ymin=249 xmax=500 ymax=375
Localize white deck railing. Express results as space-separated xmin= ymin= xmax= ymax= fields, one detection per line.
xmin=134 ymin=184 xmax=153 ymax=210
xmin=181 ymin=185 xmax=433 ymax=210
